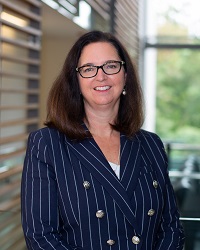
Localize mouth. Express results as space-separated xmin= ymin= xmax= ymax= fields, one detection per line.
xmin=94 ymin=86 xmax=111 ymax=91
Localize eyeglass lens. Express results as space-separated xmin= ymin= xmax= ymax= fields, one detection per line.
xmin=78 ymin=61 xmax=123 ymax=78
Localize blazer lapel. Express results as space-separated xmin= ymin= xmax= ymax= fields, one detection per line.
xmin=65 ymin=136 xmax=140 ymax=233
xmin=120 ymin=134 xmax=142 ymax=199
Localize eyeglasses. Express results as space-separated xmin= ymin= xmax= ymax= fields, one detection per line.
xmin=76 ymin=60 xmax=125 ymax=78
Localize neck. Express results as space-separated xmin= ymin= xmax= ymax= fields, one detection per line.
xmin=84 ymin=108 xmax=118 ymax=138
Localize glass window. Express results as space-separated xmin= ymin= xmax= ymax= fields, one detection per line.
xmin=144 ymin=1 xmax=200 ymax=249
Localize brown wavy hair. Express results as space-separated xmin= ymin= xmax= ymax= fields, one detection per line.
xmin=45 ymin=30 xmax=144 ymax=140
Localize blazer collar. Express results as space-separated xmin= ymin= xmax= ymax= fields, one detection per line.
xmin=65 ymin=132 xmax=141 ymax=233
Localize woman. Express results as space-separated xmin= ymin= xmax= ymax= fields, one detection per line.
xmin=21 ymin=31 xmax=185 ymax=249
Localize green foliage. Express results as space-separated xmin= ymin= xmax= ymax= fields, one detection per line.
xmin=156 ymin=49 xmax=200 ymax=143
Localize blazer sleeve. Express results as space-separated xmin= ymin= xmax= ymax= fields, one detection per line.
xmin=154 ymin=175 xmax=185 ymax=249
xmin=151 ymin=134 xmax=185 ymax=250
xmin=21 ymin=131 xmax=80 ymax=250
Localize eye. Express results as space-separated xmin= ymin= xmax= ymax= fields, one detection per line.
xmin=82 ymin=66 xmax=95 ymax=73
xmin=106 ymin=62 xmax=118 ymax=69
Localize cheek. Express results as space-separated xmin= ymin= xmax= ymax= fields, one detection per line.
xmin=79 ymin=78 xmax=92 ymax=94
xmin=78 ymin=77 xmax=86 ymax=92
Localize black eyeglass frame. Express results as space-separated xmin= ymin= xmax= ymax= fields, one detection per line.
xmin=76 ymin=60 xmax=125 ymax=78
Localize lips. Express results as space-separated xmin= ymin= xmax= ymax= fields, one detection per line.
xmin=94 ymin=86 xmax=111 ymax=91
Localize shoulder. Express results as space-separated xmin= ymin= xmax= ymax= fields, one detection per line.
xmin=29 ymin=127 xmax=63 ymax=141
xmin=135 ymin=129 xmax=168 ymax=165
xmin=26 ymin=127 xmax=68 ymax=164
xmin=135 ymin=129 xmax=164 ymax=146
xmin=27 ymin=127 xmax=67 ymax=151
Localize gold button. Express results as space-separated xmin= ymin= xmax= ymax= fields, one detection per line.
xmin=132 ymin=235 xmax=140 ymax=244
xmin=153 ymin=180 xmax=158 ymax=188
xmin=83 ymin=181 xmax=90 ymax=189
xmin=148 ymin=209 xmax=155 ymax=216
xmin=107 ymin=239 xmax=115 ymax=246
xmin=96 ymin=210 xmax=105 ymax=218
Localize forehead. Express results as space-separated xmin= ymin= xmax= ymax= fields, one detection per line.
xmin=79 ymin=42 xmax=119 ymax=64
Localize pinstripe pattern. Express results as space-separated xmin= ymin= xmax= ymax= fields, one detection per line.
xmin=21 ymin=127 xmax=185 ymax=249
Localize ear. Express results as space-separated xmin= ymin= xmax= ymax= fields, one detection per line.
xmin=124 ymin=72 xmax=127 ymax=86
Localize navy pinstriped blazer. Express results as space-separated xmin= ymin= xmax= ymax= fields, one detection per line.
xmin=21 ymin=127 xmax=185 ymax=250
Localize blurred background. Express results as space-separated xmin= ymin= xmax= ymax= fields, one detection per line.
xmin=0 ymin=0 xmax=199 ymax=249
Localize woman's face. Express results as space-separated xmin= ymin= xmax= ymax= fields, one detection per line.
xmin=77 ymin=42 xmax=126 ymax=111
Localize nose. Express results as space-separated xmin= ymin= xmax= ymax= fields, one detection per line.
xmin=96 ymin=66 xmax=107 ymax=80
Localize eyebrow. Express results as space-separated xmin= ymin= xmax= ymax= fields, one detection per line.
xmin=79 ymin=63 xmax=95 ymax=67
xmin=80 ymin=60 xmax=120 ymax=67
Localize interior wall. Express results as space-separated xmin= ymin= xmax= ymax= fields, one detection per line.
xmin=40 ymin=36 xmax=75 ymax=127
xmin=40 ymin=3 xmax=86 ymax=127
